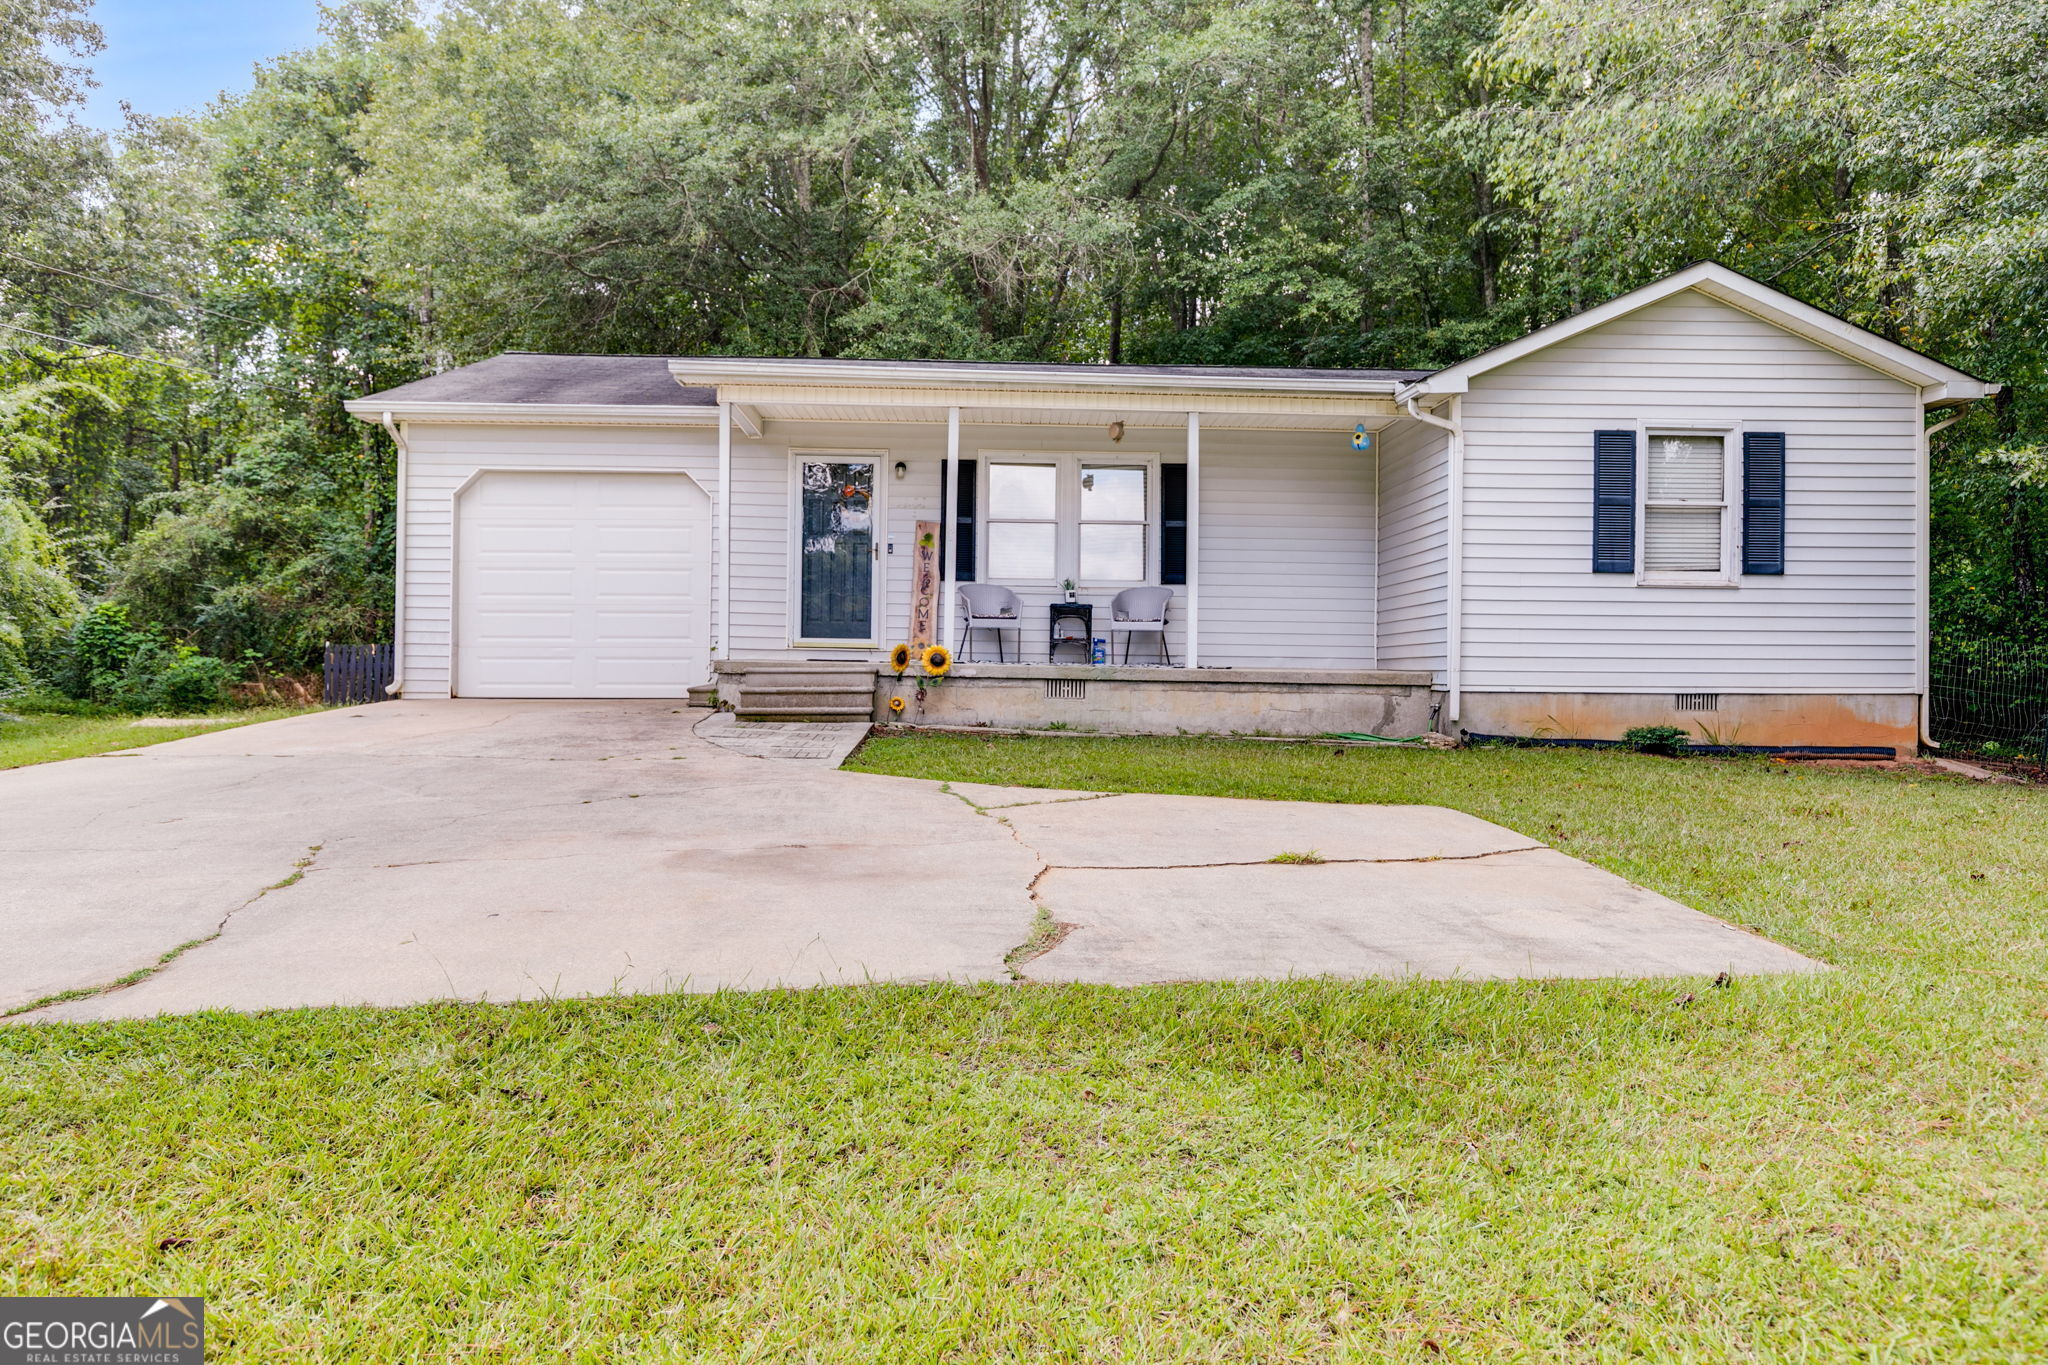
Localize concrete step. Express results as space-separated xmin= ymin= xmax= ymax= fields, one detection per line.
xmin=737 ymin=673 xmax=877 ymax=690
xmin=739 ymin=701 xmax=872 ymax=717
xmin=718 ymin=660 xmax=876 ymax=675
xmin=744 ymin=685 xmax=874 ymax=697
xmin=737 ymin=706 xmax=873 ymax=722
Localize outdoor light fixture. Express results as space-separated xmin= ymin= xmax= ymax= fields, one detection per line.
xmin=893 ymin=460 xmax=907 ymax=480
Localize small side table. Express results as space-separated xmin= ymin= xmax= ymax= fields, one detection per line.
xmin=1048 ymin=602 xmax=1093 ymax=663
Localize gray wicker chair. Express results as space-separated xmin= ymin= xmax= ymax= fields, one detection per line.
xmin=956 ymin=583 xmax=1023 ymax=662
xmin=1106 ymin=586 xmax=1173 ymax=665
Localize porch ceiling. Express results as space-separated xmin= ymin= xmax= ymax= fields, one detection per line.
xmin=748 ymin=402 xmax=1403 ymax=431
xmin=719 ymin=384 xmax=1401 ymax=432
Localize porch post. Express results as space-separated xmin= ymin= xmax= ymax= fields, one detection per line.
xmin=717 ymin=399 xmax=732 ymax=660
xmin=1185 ymin=409 xmax=1200 ymax=669
xmin=942 ymin=405 xmax=961 ymax=655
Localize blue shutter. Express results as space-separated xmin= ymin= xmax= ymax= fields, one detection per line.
xmin=1742 ymin=432 xmax=1786 ymax=575
xmin=1160 ymin=461 xmax=1188 ymax=585
xmin=1592 ymin=430 xmax=1636 ymax=574
xmin=938 ymin=459 xmax=977 ymax=583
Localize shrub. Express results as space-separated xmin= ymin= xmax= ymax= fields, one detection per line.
xmin=1622 ymin=724 xmax=1691 ymax=757
xmin=46 ymin=602 xmax=241 ymax=713
xmin=121 ymin=643 xmax=240 ymax=714
xmin=61 ymin=602 xmax=152 ymax=702
xmin=0 ymin=492 xmax=83 ymax=691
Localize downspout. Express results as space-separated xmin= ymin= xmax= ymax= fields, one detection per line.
xmin=1917 ymin=408 xmax=1965 ymax=750
xmin=380 ymin=412 xmax=407 ymax=697
xmin=1404 ymin=395 xmax=1463 ymax=724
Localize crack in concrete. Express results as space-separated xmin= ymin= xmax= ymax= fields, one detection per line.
xmin=939 ymin=776 xmax=1556 ymax=983
xmin=379 ymin=852 xmax=587 ymax=868
xmin=938 ymin=785 xmax=1062 ymax=981
xmin=1040 ymin=844 xmax=1549 ymax=873
xmin=5 ymin=843 xmax=324 ymax=1020
xmin=938 ymin=783 xmax=1120 ymax=813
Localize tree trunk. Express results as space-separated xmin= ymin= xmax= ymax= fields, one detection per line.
xmin=1357 ymin=3 xmax=1375 ymax=335
xmin=1472 ymin=170 xmax=1497 ymax=311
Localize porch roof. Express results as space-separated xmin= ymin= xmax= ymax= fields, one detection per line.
xmin=349 ymin=353 xmax=1429 ymax=432
xmin=667 ymin=357 xmax=1423 ymax=432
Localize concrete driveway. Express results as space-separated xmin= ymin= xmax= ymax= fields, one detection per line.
xmin=3 ymin=701 xmax=1818 ymax=1022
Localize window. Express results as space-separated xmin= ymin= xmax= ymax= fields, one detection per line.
xmin=979 ymin=456 xmax=1158 ymax=586
xmin=986 ymin=462 xmax=1058 ymax=581
xmin=1643 ymin=433 xmax=1727 ymax=577
xmin=1079 ymin=465 xmax=1147 ymax=582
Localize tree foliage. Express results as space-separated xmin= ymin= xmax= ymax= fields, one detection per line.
xmin=0 ymin=0 xmax=2044 ymax=679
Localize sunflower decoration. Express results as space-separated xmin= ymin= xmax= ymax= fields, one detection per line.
xmin=889 ymin=643 xmax=914 ymax=674
xmin=921 ymin=644 xmax=953 ymax=678
xmin=888 ymin=696 xmax=907 ymax=715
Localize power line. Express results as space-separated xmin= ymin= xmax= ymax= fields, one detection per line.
xmin=0 ymin=319 xmax=297 ymax=395
xmin=0 ymin=247 xmax=248 ymax=326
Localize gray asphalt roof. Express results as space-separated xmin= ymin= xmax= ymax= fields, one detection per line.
xmin=359 ymin=354 xmax=716 ymax=407
xmin=357 ymin=352 xmax=1434 ymax=406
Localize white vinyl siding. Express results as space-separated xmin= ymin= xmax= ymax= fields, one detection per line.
xmin=399 ymin=420 xmax=1381 ymax=679
xmin=1373 ymin=419 xmax=1450 ymax=674
xmin=1199 ymin=432 xmax=1377 ymax=669
xmin=723 ymin=423 xmax=1373 ymax=666
xmin=1457 ymin=291 xmax=1921 ymax=693
xmin=398 ymin=423 xmax=718 ymax=699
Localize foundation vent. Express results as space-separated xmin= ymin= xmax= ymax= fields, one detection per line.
xmin=1045 ymin=679 xmax=1087 ymax=700
xmin=1675 ymin=693 xmax=1721 ymax=712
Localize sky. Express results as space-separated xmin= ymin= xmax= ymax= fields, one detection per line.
xmin=79 ymin=0 xmax=328 ymax=129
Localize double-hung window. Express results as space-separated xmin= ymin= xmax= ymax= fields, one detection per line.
xmin=1079 ymin=465 xmax=1148 ymax=582
xmin=1642 ymin=433 xmax=1729 ymax=578
xmin=985 ymin=462 xmax=1059 ymax=582
xmin=982 ymin=456 xmax=1156 ymax=586
xmin=1592 ymin=426 xmax=1786 ymax=581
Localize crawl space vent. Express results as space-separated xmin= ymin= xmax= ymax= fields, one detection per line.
xmin=1045 ymin=679 xmax=1087 ymax=700
xmin=1674 ymin=693 xmax=1721 ymax=712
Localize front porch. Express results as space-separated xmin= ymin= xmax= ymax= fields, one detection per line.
xmin=714 ymin=657 xmax=1437 ymax=737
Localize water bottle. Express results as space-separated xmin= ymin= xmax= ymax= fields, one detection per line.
xmin=1091 ymin=637 xmax=1107 ymax=665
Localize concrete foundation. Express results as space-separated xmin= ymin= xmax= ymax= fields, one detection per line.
xmin=1455 ymin=691 xmax=1919 ymax=755
xmin=879 ymin=664 xmax=1436 ymax=737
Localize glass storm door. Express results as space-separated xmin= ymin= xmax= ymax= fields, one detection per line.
xmin=797 ymin=458 xmax=878 ymax=642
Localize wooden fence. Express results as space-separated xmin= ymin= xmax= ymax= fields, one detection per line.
xmin=323 ymin=643 xmax=395 ymax=706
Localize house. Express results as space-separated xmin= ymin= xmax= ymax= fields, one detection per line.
xmin=345 ymin=262 xmax=1998 ymax=756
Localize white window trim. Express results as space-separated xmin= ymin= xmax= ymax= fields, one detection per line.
xmin=1636 ymin=421 xmax=1742 ymax=588
xmin=977 ymin=451 xmax=1162 ymax=590
xmin=981 ymin=455 xmax=1062 ymax=588
xmin=787 ymin=448 xmax=889 ymax=648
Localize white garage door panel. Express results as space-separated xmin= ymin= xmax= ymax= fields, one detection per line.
xmin=456 ymin=471 xmax=709 ymax=698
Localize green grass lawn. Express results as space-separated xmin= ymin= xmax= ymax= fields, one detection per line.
xmin=5 ymin=735 xmax=2046 ymax=1360
xmin=0 ymin=707 xmax=318 ymax=769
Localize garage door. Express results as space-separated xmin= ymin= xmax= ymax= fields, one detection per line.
xmin=456 ymin=471 xmax=709 ymax=697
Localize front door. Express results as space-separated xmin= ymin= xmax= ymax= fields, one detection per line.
xmin=797 ymin=457 xmax=879 ymax=643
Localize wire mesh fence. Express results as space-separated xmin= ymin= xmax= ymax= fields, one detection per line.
xmin=1930 ymin=637 xmax=2048 ymax=764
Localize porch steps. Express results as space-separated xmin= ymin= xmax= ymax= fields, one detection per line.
xmin=718 ymin=659 xmax=879 ymax=723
